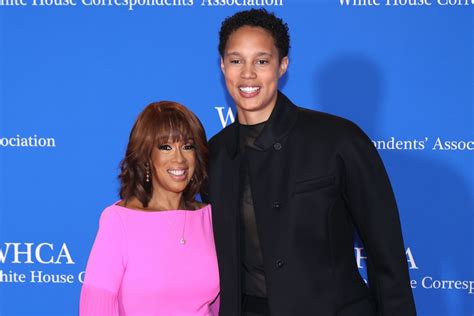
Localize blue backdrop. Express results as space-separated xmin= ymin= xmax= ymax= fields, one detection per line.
xmin=0 ymin=1 xmax=473 ymax=315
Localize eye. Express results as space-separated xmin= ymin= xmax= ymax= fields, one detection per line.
xmin=158 ymin=144 xmax=172 ymax=151
xmin=229 ymin=59 xmax=241 ymax=64
xmin=183 ymin=144 xmax=195 ymax=151
xmin=256 ymin=59 xmax=269 ymax=65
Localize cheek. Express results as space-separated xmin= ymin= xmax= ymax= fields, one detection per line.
xmin=152 ymin=157 xmax=166 ymax=171
xmin=189 ymin=156 xmax=197 ymax=171
xmin=224 ymin=68 xmax=239 ymax=84
xmin=184 ymin=152 xmax=196 ymax=167
xmin=225 ymin=79 xmax=235 ymax=91
xmin=262 ymin=70 xmax=279 ymax=85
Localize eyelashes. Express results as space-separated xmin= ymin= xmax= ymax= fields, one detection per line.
xmin=228 ymin=59 xmax=270 ymax=65
xmin=158 ymin=144 xmax=172 ymax=150
xmin=158 ymin=143 xmax=195 ymax=151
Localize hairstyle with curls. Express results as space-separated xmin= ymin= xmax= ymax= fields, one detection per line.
xmin=218 ymin=8 xmax=290 ymax=61
xmin=119 ymin=101 xmax=208 ymax=208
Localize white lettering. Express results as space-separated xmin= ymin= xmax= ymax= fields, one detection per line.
xmin=372 ymin=137 xmax=427 ymax=151
xmin=12 ymin=243 xmax=34 ymax=264
xmin=0 ymin=135 xmax=56 ymax=148
xmin=438 ymin=0 xmax=470 ymax=5
xmin=0 ymin=0 xmax=28 ymax=6
xmin=0 ymin=242 xmax=74 ymax=264
xmin=432 ymin=137 xmax=474 ymax=151
xmin=57 ymin=243 xmax=75 ymax=264
xmin=201 ymin=0 xmax=282 ymax=6
xmin=354 ymin=247 xmax=367 ymax=269
xmin=406 ymin=247 xmax=418 ymax=269
xmin=340 ymin=0 xmax=380 ymax=6
xmin=0 ymin=270 xmax=27 ymax=283
xmin=0 ymin=244 xmax=11 ymax=263
xmin=422 ymin=276 xmax=474 ymax=294
xmin=78 ymin=271 xmax=86 ymax=283
xmin=386 ymin=0 xmax=432 ymax=5
xmin=35 ymin=243 xmax=55 ymax=264
xmin=355 ymin=246 xmax=416 ymax=269
xmin=215 ymin=106 xmax=235 ymax=128
xmin=30 ymin=270 xmax=74 ymax=284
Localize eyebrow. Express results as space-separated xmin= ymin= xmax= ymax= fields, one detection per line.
xmin=225 ymin=52 xmax=273 ymax=57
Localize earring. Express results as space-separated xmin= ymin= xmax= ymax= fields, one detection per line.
xmin=145 ymin=163 xmax=150 ymax=183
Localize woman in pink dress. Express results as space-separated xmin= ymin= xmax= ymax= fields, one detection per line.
xmin=80 ymin=101 xmax=220 ymax=315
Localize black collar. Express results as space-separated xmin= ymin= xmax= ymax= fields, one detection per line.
xmin=226 ymin=91 xmax=299 ymax=158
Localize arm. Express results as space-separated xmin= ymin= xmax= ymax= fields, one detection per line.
xmin=339 ymin=124 xmax=416 ymax=316
xmin=80 ymin=208 xmax=127 ymax=316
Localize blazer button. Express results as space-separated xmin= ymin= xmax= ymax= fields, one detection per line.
xmin=276 ymin=259 xmax=284 ymax=268
xmin=273 ymin=142 xmax=282 ymax=151
xmin=272 ymin=201 xmax=281 ymax=209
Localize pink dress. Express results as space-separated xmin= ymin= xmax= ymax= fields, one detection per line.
xmin=80 ymin=203 xmax=220 ymax=316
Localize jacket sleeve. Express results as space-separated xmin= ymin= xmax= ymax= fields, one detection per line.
xmin=339 ymin=124 xmax=416 ymax=316
xmin=80 ymin=208 xmax=127 ymax=316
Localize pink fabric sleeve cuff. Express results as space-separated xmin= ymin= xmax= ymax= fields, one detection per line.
xmin=79 ymin=285 xmax=119 ymax=316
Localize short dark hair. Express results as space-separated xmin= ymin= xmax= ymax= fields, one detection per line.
xmin=119 ymin=101 xmax=208 ymax=208
xmin=218 ymin=9 xmax=290 ymax=61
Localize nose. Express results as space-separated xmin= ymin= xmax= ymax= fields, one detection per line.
xmin=241 ymin=63 xmax=257 ymax=79
xmin=173 ymin=147 xmax=186 ymax=163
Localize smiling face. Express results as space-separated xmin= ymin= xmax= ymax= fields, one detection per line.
xmin=221 ymin=26 xmax=288 ymax=125
xmin=150 ymin=139 xmax=196 ymax=197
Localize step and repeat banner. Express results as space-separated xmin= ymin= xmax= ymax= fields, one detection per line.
xmin=0 ymin=1 xmax=473 ymax=315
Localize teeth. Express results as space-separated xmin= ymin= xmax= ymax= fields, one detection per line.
xmin=168 ymin=169 xmax=185 ymax=176
xmin=239 ymin=86 xmax=259 ymax=93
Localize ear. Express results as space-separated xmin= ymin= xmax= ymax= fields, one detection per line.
xmin=220 ymin=58 xmax=225 ymax=74
xmin=278 ymin=56 xmax=289 ymax=78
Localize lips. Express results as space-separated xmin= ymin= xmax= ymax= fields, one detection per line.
xmin=239 ymin=85 xmax=261 ymax=98
xmin=167 ymin=168 xmax=188 ymax=180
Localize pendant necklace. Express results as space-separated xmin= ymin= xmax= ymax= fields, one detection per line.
xmin=179 ymin=211 xmax=187 ymax=245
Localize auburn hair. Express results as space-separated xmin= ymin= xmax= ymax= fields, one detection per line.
xmin=119 ymin=101 xmax=208 ymax=208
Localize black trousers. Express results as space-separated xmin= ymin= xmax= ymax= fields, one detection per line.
xmin=241 ymin=294 xmax=270 ymax=316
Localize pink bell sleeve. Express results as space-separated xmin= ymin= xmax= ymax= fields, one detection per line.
xmin=80 ymin=208 xmax=128 ymax=316
xmin=209 ymin=294 xmax=220 ymax=315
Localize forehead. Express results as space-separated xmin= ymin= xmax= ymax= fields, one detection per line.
xmin=225 ymin=26 xmax=277 ymax=55
xmin=156 ymin=127 xmax=193 ymax=144
xmin=154 ymin=113 xmax=194 ymax=144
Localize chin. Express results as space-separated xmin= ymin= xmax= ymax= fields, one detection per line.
xmin=239 ymin=100 xmax=263 ymax=111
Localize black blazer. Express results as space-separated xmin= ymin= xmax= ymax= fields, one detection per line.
xmin=205 ymin=92 xmax=416 ymax=316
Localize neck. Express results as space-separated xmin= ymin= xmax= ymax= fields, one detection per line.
xmin=147 ymin=187 xmax=185 ymax=211
xmin=237 ymin=107 xmax=272 ymax=125
xmin=236 ymin=96 xmax=277 ymax=125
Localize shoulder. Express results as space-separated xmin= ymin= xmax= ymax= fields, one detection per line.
xmin=98 ymin=204 xmax=125 ymax=229
xmin=294 ymin=106 xmax=370 ymax=144
xmin=296 ymin=107 xmax=361 ymax=133
xmin=192 ymin=201 xmax=209 ymax=210
xmin=208 ymin=122 xmax=236 ymax=149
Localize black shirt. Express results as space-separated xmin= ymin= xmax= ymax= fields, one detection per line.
xmin=238 ymin=121 xmax=267 ymax=298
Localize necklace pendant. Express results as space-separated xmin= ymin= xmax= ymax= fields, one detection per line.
xmin=179 ymin=238 xmax=186 ymax=245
